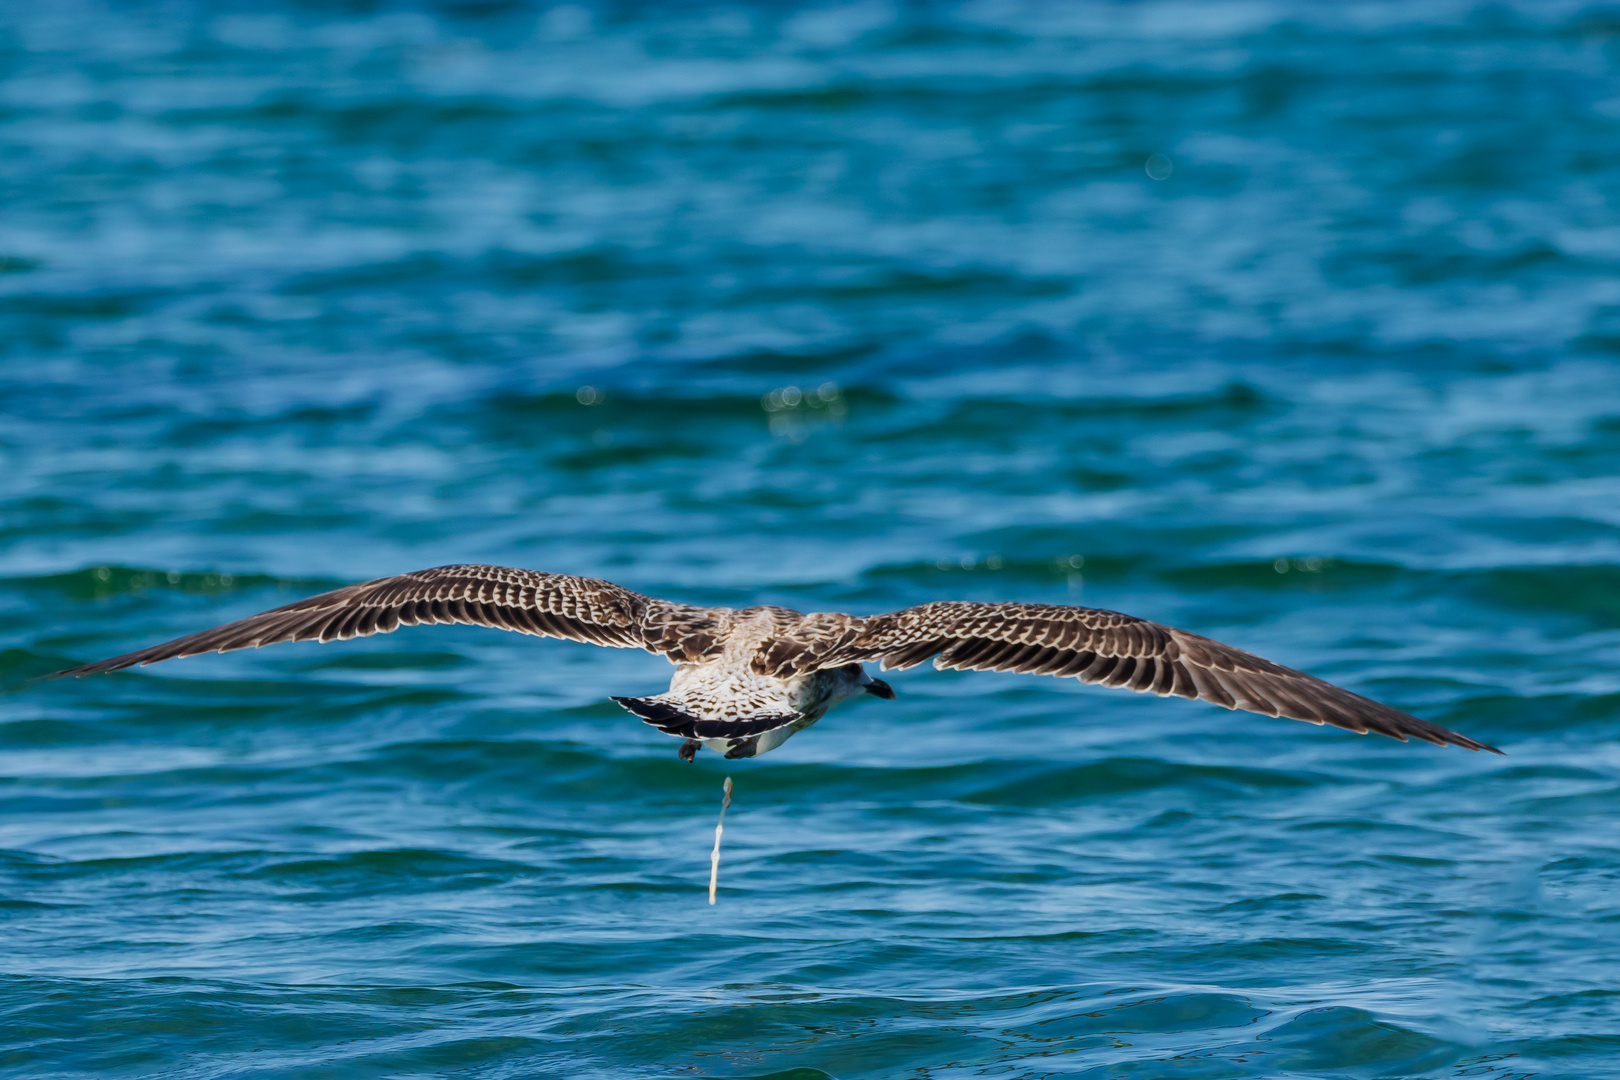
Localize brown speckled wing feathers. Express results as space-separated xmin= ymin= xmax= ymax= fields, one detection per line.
xmin=770 ymin=600 xmax=1499 ymax=754
xmin=54 ymin=564 xmax=724 ymax=677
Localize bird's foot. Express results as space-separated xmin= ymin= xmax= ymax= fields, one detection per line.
xmin=723 ymin=736 xmax=760 ymax=760
xmin=678 ymin=738 xmax=700 ymax=763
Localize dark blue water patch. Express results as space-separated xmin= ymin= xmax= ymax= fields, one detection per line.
xmin=0 ymin=974 xmax=1497 ymax=1079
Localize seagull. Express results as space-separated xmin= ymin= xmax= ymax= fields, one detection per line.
xmin=54 ymin=563 xmax=1501 ymax=759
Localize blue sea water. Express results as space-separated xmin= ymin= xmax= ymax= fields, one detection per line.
xmin=5 ymin=1 xmax=1620 ymax=1076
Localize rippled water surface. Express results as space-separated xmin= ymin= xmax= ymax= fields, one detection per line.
xmin=6 ymin=2 xmax=1620 ymax=1077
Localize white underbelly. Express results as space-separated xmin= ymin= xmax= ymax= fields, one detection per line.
xmin=700 ymin=714 xmax=822 ymax=758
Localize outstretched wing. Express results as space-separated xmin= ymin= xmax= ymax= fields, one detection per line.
xmin=53 ymin=564 xmax=729 ymax=677
xmin=763 ymin=600 xmax=1500 ymax=754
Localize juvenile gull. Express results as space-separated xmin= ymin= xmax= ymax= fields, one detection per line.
xmin=54 ymin=564 xmax=1501 ymax=758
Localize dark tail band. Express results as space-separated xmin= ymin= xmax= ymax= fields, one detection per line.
xmin=610 ymin=696 xmax=798 ymax=739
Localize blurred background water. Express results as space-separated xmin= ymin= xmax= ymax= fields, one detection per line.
xmin=4 ymin=1 xmax=1620 ymax=1077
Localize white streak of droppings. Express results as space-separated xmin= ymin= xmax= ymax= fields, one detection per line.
xmin=708 ymin=776 xmax=732 ymax=905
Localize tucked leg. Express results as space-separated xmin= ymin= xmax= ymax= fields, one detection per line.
xmin=678 ymin=738 xmax=701 ymax=763
xmin=723 ymin=736 xmax=760 ymax=760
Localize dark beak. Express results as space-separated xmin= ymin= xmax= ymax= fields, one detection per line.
xmin=865 ymin=678 xmax=896 ymax=700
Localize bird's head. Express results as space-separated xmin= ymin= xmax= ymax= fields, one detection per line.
xmin=832 ymin=663 xmax=895 ymax=701
xmin=859 ymin=668 xmax=896 ymax=699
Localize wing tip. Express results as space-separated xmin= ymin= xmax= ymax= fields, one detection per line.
xmin=46 ymin=643 xmax=250 ymax=680
xmin=1384 ymin=716 xmax=1502 ymax=756
xmin=47 ymin=653 xmax=169 ymax=679
xmin=1457 ymin=734 xmax=1506 ymax=755
xmin=1393 ymin=712 xmax=1502 ymax=755
xmin=45 ymin=659 xmax=130 ymax=679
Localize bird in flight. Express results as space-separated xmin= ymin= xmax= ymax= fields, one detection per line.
xmin=54 ymin=564 xmax=1501 ymax=760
